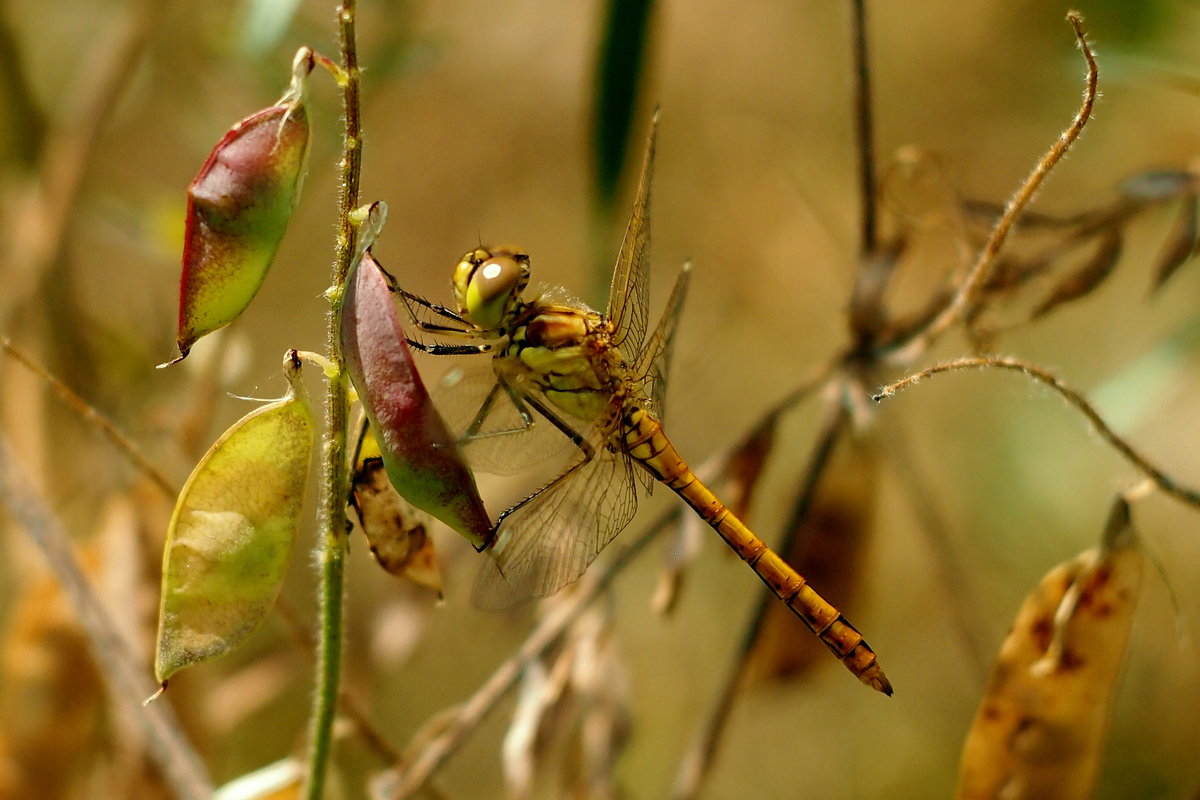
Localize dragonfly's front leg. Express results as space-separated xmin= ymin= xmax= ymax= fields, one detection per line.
xmin=382 ymin=271 xmax=480 ymax=339
xmin=406 ymin=339 xmax=491 ymax=356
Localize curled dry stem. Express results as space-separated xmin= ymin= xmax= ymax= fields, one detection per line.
xmin=872 ymin=355 xmax=1200 ymax=511
xmin=890 ymin=12 xmax=1098 ymax=362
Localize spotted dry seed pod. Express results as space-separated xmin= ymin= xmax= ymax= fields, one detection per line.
xmin=954 ymin=497 xmax=1143 ymax=800
xmin=340 ymin=250 xmax=492 ymax=548
xmin=169 ymin=49 xmax=314 ymax=363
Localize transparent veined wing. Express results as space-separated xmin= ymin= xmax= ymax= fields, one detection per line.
xmin=472 ymin=414 xmax=639 ymax=609
xmin=629 ymin=260 xmax=691 ymax=495
xmin=605 ymin=111 xmax=658 ymax=360
xmin=434 ymin=362 xmax=580 ymax=476
xmin=636 ymin=260 xmax=691 ymax=422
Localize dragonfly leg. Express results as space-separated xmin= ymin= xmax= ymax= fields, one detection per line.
xmin=406 ymin=338 xmax=491 ymax=356
xmin=384 ymin=273 xmax=481 ymax=338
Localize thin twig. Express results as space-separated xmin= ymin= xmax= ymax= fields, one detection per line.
xmin=304 ymin=1 xmax=363 ymax=798
xmin=670 ymin=394 xmax=849 ymax=800
xmin=389 ymin=508 xmax=680 ymax=799
xmin=850 ymin=0 xmax=876 ymax=257
xmin=872 ymin=356 xmax=1200 ymax=511
xmin=1 ymin=335 xmax=175 ymax=498
xmin=889 ymin=13 xmax=1097 ymax=362
xmin=0 ymin=435 xmax=212 ymax=800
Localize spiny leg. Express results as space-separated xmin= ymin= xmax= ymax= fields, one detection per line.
xmin=405 ymin=339 xmax=491 ymax=356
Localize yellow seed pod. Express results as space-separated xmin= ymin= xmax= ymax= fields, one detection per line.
xmin=155 ymin=355 xmax=313 ymax=683
xmin=954 ymin=497 xmax=1143 ymax=800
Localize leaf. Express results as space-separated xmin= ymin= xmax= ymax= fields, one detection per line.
xmin=1031 ymin=229 xmax=1122 ymax=319
xmin=170 ymin=51 xmax=313 ymax=363
xmin=954 ymin=496 xmax=1143 ymax=800
xmin=350 ymin=424 xmax=443 ymax=594
xmin=340 ymin=250 xmax=493 ymax=549
xmin=155 ymin=356 xmax=313 ymax=683
xmin=1151 ymin=193 xmax=1199 ymax=292
xmin=592 ymin=0 xmax=657 ymax=214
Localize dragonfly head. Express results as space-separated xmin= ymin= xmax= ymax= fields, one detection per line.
xmin=453 ymin=246 xmax=531 ymax=331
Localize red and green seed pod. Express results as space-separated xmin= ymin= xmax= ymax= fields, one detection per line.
xmin=340 ymin=250 xmax=493 ymax=549
xmin=170 ymin=49 xmax=314 ymax=362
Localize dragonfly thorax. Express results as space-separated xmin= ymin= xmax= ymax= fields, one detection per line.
xmin=453 ymin=246 xmax=531 ymax=333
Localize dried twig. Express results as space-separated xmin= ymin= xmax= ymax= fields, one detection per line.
xmin=1 ymin=335 xmax=174 ymax=498
xmin=670 ymin=394 xmax=849 ymax=800
xmin=850 ymin=0 xmax=877 ymax=257
xmin=890 ymin=13 xmax=1098 ymax=361
xmin=872 ymin=355 xmax=1200 ymax=511
xmin=388 ymin=507 xmax=680 ymax=799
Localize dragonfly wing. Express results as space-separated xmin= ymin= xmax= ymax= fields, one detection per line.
xmin=637 ymin=260 xmax=691 ymax=421
xmin=472 ymin=444 xmax=639 ymax=609
xmin=629 ymin=261 xmax=691 ymax=495
xmin=434 ymin=363 xmax=577 ymax=476
xmin=606 ymin=111 xmax=658 ymax=360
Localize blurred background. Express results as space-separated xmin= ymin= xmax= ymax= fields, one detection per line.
xmin=1 ymin=0 xmax=1199 ymax=798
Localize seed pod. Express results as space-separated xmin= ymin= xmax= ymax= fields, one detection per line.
xmin=169 ymin=49 xmax=314 ymax=363
xmin=155 ymin=354 xmax=313 ymax=683
xmin=954 ymin=497 xmax=1143 ymax=800
xmin=340 ymin=251 xmax=492 ymax=549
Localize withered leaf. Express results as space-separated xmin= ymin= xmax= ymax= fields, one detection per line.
xmin=1031 ymin=229 xmax=1123 ymax=319
xmin=1152 ymin=193 xmax=1199 ymax=293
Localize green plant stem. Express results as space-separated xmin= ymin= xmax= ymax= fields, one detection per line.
xmin=304 ymin=2 xmax=362 ymax=798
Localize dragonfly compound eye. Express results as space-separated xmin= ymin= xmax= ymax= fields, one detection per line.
xmin=462 ymin=251 xmax=529 ymax=330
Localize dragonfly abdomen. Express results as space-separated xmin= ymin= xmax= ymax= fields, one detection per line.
xmin=622 ymin=406 xmax=893 ymax=695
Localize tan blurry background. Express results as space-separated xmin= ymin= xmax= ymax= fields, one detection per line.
xmin=2 ymin=0 xmax=1200 ymax=798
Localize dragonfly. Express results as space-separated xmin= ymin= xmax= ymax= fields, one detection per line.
xmin=397 ymin=115 xmax=891 ymax=695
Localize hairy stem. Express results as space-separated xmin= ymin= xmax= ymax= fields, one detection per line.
xmin=890 ymin=13 xmax=1097 ymax=361
xmin=872 ymin=356 xmax=1200 ymax=511
xmin=304 ymin=2 xmax=363 ymax=798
